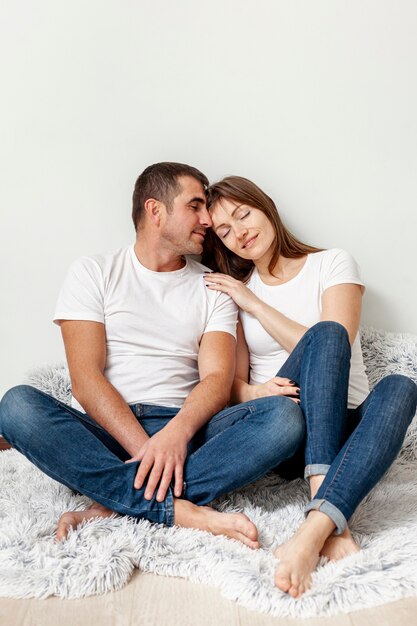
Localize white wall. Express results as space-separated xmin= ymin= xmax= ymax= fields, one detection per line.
xmin=1 ymin=0 xmax=416 ymax=397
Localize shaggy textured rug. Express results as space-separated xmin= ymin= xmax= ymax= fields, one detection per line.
xmin=1 ymin=327 xmax=417 ymax=617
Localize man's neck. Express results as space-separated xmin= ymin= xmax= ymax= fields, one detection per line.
xmin=133 ymin=240 xmax=186 ymax=273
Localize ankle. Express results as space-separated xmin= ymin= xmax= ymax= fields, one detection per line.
xmin=301 ymin=511 xmax=336 ymax=546
xmin=173 ymin=497 xmax=199 ymax=526
xmin=308 ymin=474 xmax=325 ymax=499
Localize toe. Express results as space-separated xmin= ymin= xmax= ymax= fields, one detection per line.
xmin=236 ymin=514 xmax=258 ymax=540
xmin=56 ymin=517 xmax=71 ymax=542
xmin=289 ymin=574 xmax=301 ymax=598
xmin=275 ymin=570 xmax=291 ymax=593
xmin=235 ymin=531 xmax=259 ymax=550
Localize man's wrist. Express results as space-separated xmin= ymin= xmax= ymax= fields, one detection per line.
xmin=129 ymin=433 xmax=150 ymax=455
xmin=166 ymin=414 xmax=195 ymax=442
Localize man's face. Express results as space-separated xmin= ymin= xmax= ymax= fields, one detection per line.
xmin=161 ymin=176 xmax=211 ymax=255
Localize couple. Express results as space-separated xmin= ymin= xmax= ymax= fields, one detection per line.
xmin=1 ymin=162 xmax=416 ymax=599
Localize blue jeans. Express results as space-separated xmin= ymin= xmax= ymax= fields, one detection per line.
xmin=0 ymin=385 xmax=305 ymax=526
xmin=277 ymin=321 xmax=417 ymax=534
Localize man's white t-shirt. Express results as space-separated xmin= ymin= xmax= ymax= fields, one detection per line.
xmin=54 ymin=246 xmax=238 ymax=411
xmin=240 ymin=248 xmax=370 ymax=409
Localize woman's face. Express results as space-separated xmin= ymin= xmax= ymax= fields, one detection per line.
xmin=210 ymin=198 xmax=276 ymax=262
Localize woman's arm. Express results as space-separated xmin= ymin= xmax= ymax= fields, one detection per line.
xmin=320 ymin=283 xmax=363 ymax=344
xmin=231 ymin=321 xmax=299 ymax=404
xmin=251 ymin=283 xmax=363 ymax=350
xmin=205 ymin=274 xmax=307 ymax=353
xmin=230 ymin=322 xmax=252 ymax=403
xmin=205 ymin=274 xmax=363 ymax=353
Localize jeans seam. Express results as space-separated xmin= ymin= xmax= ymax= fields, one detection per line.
xmin=319 ymin=389 xmax=378 ymax=503
xmin=208 ymin=403 xmax=255 ymax=424
xmin=24 ymin=449 xmax=171 ymax=520
xmin=303 ymin=331 xmax=315 ymax=466
xmin=188 ymin=410 xmax=254 ymax=463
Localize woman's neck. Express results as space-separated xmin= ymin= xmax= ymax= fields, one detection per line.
xmin=255 ymin=255 xmax=308 ymax=285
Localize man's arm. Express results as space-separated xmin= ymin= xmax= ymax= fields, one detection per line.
xmin=61 ymin=320 xmax=149 ymax=455
xmin=131 ymin=330 xmax=236 ymax=502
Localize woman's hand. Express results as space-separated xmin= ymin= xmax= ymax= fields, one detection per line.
xmin=204 ymin=273 xmax=262 ymax=314
xmin=252 ymin=377 xmax=300 ymax=403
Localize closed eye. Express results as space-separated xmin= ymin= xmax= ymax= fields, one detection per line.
xmin=219 ymin=228 xmax=231 ymax=239
xmin=240 ymin=211 xmax=250 ymax=219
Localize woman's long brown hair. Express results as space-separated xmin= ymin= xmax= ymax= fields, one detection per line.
xmin=202 ymin=176 xmax=322 ymax=282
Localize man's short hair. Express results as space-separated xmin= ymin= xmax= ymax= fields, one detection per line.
xmin=132 ymin=162 xmax=209 ymax=230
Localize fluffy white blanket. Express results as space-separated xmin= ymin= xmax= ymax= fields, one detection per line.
xmin=0 ymin=327 xmax=416 ymax=617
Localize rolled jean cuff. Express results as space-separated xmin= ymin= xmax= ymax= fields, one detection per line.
xmin=304 ymin=464 xmax=331 ymax=480
xmin=304 ymin=498 xmax=347 ymax=535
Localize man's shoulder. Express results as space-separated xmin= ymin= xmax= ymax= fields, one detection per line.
xmin=69 ymin=246 xmax=131 ymax=274
xmin=185 ymin=255 xmax=211 ymax=275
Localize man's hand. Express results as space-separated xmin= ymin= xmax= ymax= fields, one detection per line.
xmin=253 ymin=377 xmax=300 ymax=403
xmin=126 ymin=423 xmax=188 ymax=502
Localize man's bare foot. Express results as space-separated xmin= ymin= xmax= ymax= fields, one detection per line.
xmin=174 ymin=499 xmax=259 ymax=549
xmin=274 ymin=511 xmax=335 ymax=598
xmin=320 ymin=525 xmax=360 ymax=561
xmin=56 ymin=502 xmax=115 ymax=541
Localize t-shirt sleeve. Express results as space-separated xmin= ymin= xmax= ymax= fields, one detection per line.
xmin=53 ymin=256 xmax=105 ymax=325
xmin=204 ymin=292 xmax=238 ymax=339
xmin=321 ymin=248 xmax=365 ymax=293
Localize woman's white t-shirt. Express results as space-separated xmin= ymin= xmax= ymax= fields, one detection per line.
xmin=240 ymin=248 xmax=370 ymax=409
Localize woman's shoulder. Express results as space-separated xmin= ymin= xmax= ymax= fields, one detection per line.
xmin=309 ymin=248 xmax=357 ymax=268
xmin=310 ymin=248 xmax=364 ymax=289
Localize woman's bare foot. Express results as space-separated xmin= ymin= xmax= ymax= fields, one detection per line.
xmin=274 ymin=511 xmax=335 ymax=598
xmin=174 ymin=499 xmax=259 ymax=549
xmin=320 ymin=525 xmax=360 ymax=561
xmin=56 ymin=502 xmax=115 ymax=541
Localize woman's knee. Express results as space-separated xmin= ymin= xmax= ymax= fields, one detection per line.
xmin=377 ymin=374 xmax=417 ymax=410
xmin=308 ymin=320 xmax=349 ymax=343
xmin=370 ymin=375 xmax=417 ymax=430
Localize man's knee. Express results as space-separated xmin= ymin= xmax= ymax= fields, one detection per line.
xmin=0 ymin=385 xmax=40 ymax=439
xmin=279 ymin=399 xmax=306 ymax=454
xmin=252 ymin=395 xmax=306 ymax=454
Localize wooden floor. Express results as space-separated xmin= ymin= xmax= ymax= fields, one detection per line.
xmin=1 ymin=570 xmax=417 ymax=626
xmin=0 ymin=436 xmax=11 ymax=451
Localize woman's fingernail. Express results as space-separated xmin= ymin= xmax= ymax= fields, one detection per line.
xmin=295 ymin=389 xmax=300 ymax=395
xmin=289 ymin=380 xmax=297 ymax=385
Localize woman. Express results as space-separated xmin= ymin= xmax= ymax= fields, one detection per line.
xmin=202 ymin=176 xmax=417 ymax=599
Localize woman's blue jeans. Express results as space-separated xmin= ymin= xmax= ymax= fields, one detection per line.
xmin=0 ymin=386 xmax=305 ymax=526
xmin=277 ymin=321 xmax=417 ymax=534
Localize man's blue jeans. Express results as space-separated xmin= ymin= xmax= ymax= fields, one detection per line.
xmin=276 ymin=321 xmax=417 ymax=535
xmin=0 ymin=387 xmax=305 ymax=526
xmin=1 ymin=321 xmax=416 ymax=533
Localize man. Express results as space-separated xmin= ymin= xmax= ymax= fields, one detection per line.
xmin=0 ymin=162 xmax=304 ymax=547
